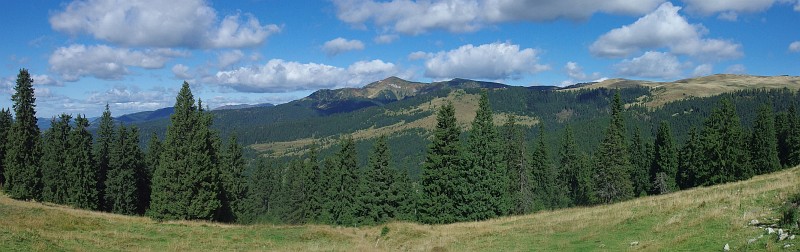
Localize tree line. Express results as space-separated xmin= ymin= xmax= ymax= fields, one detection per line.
xmin=2 ymin=68 xmax=800 ymax=226
xmin=1 ymin=70 xmax=247 ymax=222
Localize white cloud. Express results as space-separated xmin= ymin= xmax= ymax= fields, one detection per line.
xmin=333 ymin=0 xmax=663 ymax=35
xmin=423 ymin=42 xmax=549 ymax=80
xmin=49 ymin=0 xmax=281 ymax=49
xmin=408 ymin=51 xmax=431 ymax=60
xmin=614 ymin=51 xmax=685 ymax=79
xmin=49 ymin=44 xmax=184 ymax=81
xmin=683 ymin=0 xmax=787 ymax=15
xmin=725 ymin=64 xmax=747 ymax=74
xmin=322 ymin=37 xmax=365 ymax=56
xmin=31 ymin=75 xmax=63 ymax=86
xmin=172 ymin=64 xmax=192 ymax=80
xmin=790 ymin=41 xmax=800 ymax=52
xmin=207 ymin=59 xmax=404 ymax=93
xmin=590 ymin=2 xmax=742 ymax=60
xmin=218 ymin=50 xmax=245 ymax=68
xmin=717 ymin=11 xmax=738 ymax=21
xmin=564 ymin=61 xmax=602 ymax=81
xmin=692 ymin=64 xmax=714 ymax=76
xmin=374 ymin=34 xmax=399 ymax=44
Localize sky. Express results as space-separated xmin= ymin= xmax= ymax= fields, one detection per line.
xmin=0 ymin=0 xmax=798 ymax=118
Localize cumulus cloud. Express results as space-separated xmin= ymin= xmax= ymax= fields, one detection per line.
xmin=49 ymin=44 xmax=185 ymax=81
xmin=172 ymin=64 xmax=192 ymax=80
xmin=564 ymin=61 xmax=602 ymax=81
xmin=374 ymin=34 xmax=399 ymax=44
xmin=422 ymin=42 xmax=549 ymax=80
xmin=692 ymin=64 xmax=714 ymax=76
xmin=333 ymin=0 xmax=663 ymax=34
xmin=590 ymin=2 xmax=742 ymax=60
xmin=725 ymin=64 xmax=747 ymax=74
xmin=322 ymin=37 xmax=365 ymax=56
xmin=49 ymin=0 xmax=281 ymax=49
xmin=790 ymin=41 xmax=800 ymax=52
xmin=683 ymin=0 xmax=790 ymax=16
xmin=31 ymin=75 xmax=63 ymax=86
xmin=218 ymin=50 xmax=245 ymax=68
xmin=614 ymin=51 xmax=686 ymax=79
xmin=207 ymin=59 xmax=404 ymax=93
xmin=408 ymin=51 xmax=431 ymax=60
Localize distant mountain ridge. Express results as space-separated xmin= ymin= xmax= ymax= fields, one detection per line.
xmin=213 ymin=103 xmax=274 ymax=111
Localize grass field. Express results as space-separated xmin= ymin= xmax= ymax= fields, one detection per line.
xmin=2 ymin=167 xmax=799 ymax=251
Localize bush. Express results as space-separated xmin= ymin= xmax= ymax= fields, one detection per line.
xmin=780 ymin=193 xmax=800 ymax=229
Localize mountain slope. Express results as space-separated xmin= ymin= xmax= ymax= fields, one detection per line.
xmin=2 ymin=166 xmax=797 ymax=251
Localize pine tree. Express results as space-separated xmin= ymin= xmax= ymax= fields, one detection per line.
xmin=531 ymin=125 xmax=569 ymax=209
xmin=149 ymin=82 xmax=221 ymax=220
xmin=592 ymin=90 xmax=634 ymax=204
xmin=560 ymin=125 xmax=582 ymax=205
xmin=0 ymin=108 xmax=12 ymax=186
xmin=239 ymin=158 xmax=276 ymax=224
xmin=677 ymin=127 xmax=702 ymax=189
xmin=3 ymin=69 xmax=42 ymax=200
xmin=651 ymin=121 xmax=678 ymax=194
xmin=305 ymin=144 xmax=325 ymax=223
xmin=504 ymin=114 xmax=533 ymax=214
xmin=218 ymin=135 xmax=247 ymax=222
xmin=629 ymin=127 xmax=651 ymax=196
xmin=105 ymin=125 xmax=140 ymax=215
xmin=463 ymin=91 xmax=509 ymax=220
xmin=284 ymin=159 xmax=312 ymax=224
xmin=700 ymin=98 xmax=751 ymax=185
xmin=359 ymin=135 xmax=395 ymax=224
xmin=319 ymin=156 xmax=338 ymax=223
xmin=419 ymin=101 xmax=462 ymax=224
xmin=750 ymin=104 xmax=781 ymax=174
xmin=65 ymin=115 xmax=98 ymax=210
xmin=787 ymin=104 xmax=800 ymax=167
xmin=40 ymin=114 xmax=72 ymax=204
xmin=330 ymin=137 xmax=360 ymax=225
xmin=94 ymin=104 xmax=114 ymax=210
xmin=139 ymin=133 xmax=161 ymax=214
xmin=388 ymin=169 xmax=415 ymax=221
xmin=776 ymin=110 xmax=791 ymax=167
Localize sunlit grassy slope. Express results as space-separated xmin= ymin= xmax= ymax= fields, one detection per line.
xmin=2 ymin=167 xmax=799 ymax=251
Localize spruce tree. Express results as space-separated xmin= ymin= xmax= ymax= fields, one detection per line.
xmin=218 ymin=135 xmax=247 ymax=222
xmin=239 ymin=158 xmax=276 ymax=224
xmin=750 ymin=104 xmax=781 ymax=174
xmin=776 ymin=110 xmax=791 ymax=167
xmin=700 ymin=98 xmax=750 ymax=185
xmin=0 ymin=108 xmax=12 ymax=186
xmin=305 ymin=144 xmax=324 ymax=223
xmin=651 ymin=121 xmax=678 ymax=194
xmin=65 ymin=115 xmax=98 ymax=210
xmin=139 ymin=133 xmax=161 ymax=214
xmin=94 ymin=104 xmax=114 ymax=210
xmin=360 ymin=135 xmax=395 ymax=224
xmin=787 ymin=104 xmax=800 ymax=167
xmin=105 ymin=125 xmax=140 ymax=215
xmin=677 ymin=127 xmax=702 ymax=189
xmin=419 ymin=101 xmax=462 ymax=224
xmin=388 ymin=168 xmax=415 ymax=221
xmin=629 ymin=127 xmax=651 ymax=196
xmin=504 ymin=114 xmax=533 ymax=214
xmin=463 ymin=91 xmax=509 ymax=220
xmin=40 ymin=114 xmax=72 ymax=204
xmin=592 ymin=90 xmax=634 ymax=204
xmin=3 ymin=69 xmax=42 ymax=200
xmin=330 ymin=137 xmax=360 ymax=225
xmin=560 ymin=125 xmax=582 ymax=205
xmin=149 ymin=82 xmax=221 ymax=220
xmin=284 ymin=159 xmax=312 ymax=224
xmin=531 ymin=125 xmax=569 ymax=209
xmin=319 ymin=156 xmax=338 ymax=223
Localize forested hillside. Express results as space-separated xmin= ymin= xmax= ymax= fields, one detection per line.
xmin=2 ymin=69 xmax=800 ymax=227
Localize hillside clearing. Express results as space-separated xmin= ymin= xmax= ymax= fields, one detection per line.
xmin=2 ymin=167 xmax=799 ymax=251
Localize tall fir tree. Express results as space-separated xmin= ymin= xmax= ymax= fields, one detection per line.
xmin=239 ymin=158 xmax=277 ymax=224
xmin=323 ymin=137 xmax=360 ymax=226
xmin=786 ymin=104 xmax=800 ymax=167
xmin=560 ymin=125 xmax=583 ymax=205
xmin=65 ymin=115 xmax=98 ymax=210
xmin=419 ymin=101 xmax=462 ymax=224
xmin=389 ymin=169 xmax=416 ymax=221
xmin=94 ymin=104 xmax=114 ymax=210
xmin=305 ymin=144 xmax=325 ymax=223
xmin=149 ymin=82 xmax=221 ymax=220
xmin=629 ymin=127 xmax=651 ymax=196
xmin=3 ymin=69 xmax=42 ymax=200
xmin=750 ymin=104 xmax=781 ymax=174
xmin=504 ymin=114 xmax=533 ymax=214
xmin=138 ymin=133 xmax=161 ymax=214
xmin=105 ymin=125 xmax=141 ymax=215
xmin=359 ymin=135 xmax=395 ymax=224
xmin=218 ymin=135 xmax=248 ymax=222
xmin=319 ymin=156 xmax=338 ymax=223
xmin=531 ymin=125 xmax=569 ymax=209
xmin=700 ymin=98 xmax=751 ymax=185
xmin=592 ymin=90 xmax=634 ymax=204
xmin=40 ymin=114 xmax=72 ymax=204
xmin=463 ymin=91 xmax=509 ymax=220
xmin=651 ymin=121 xmax=678 ymax=194
xmin=284 ymin=159 xmax=312 ymax=224
xmin=677 ymin=127 xmax=703 ymax=189
xmin=775 ymin=110 xmax=792 ymax=167
xmin=0 ymin=108 xmax=12 ymax=186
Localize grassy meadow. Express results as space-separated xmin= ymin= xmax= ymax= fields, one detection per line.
xmin=2 ymin=166 xmax=799 ymax=251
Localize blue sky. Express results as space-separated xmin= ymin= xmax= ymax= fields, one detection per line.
xmin=0 ymin=0 xmax=798 ymax=118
